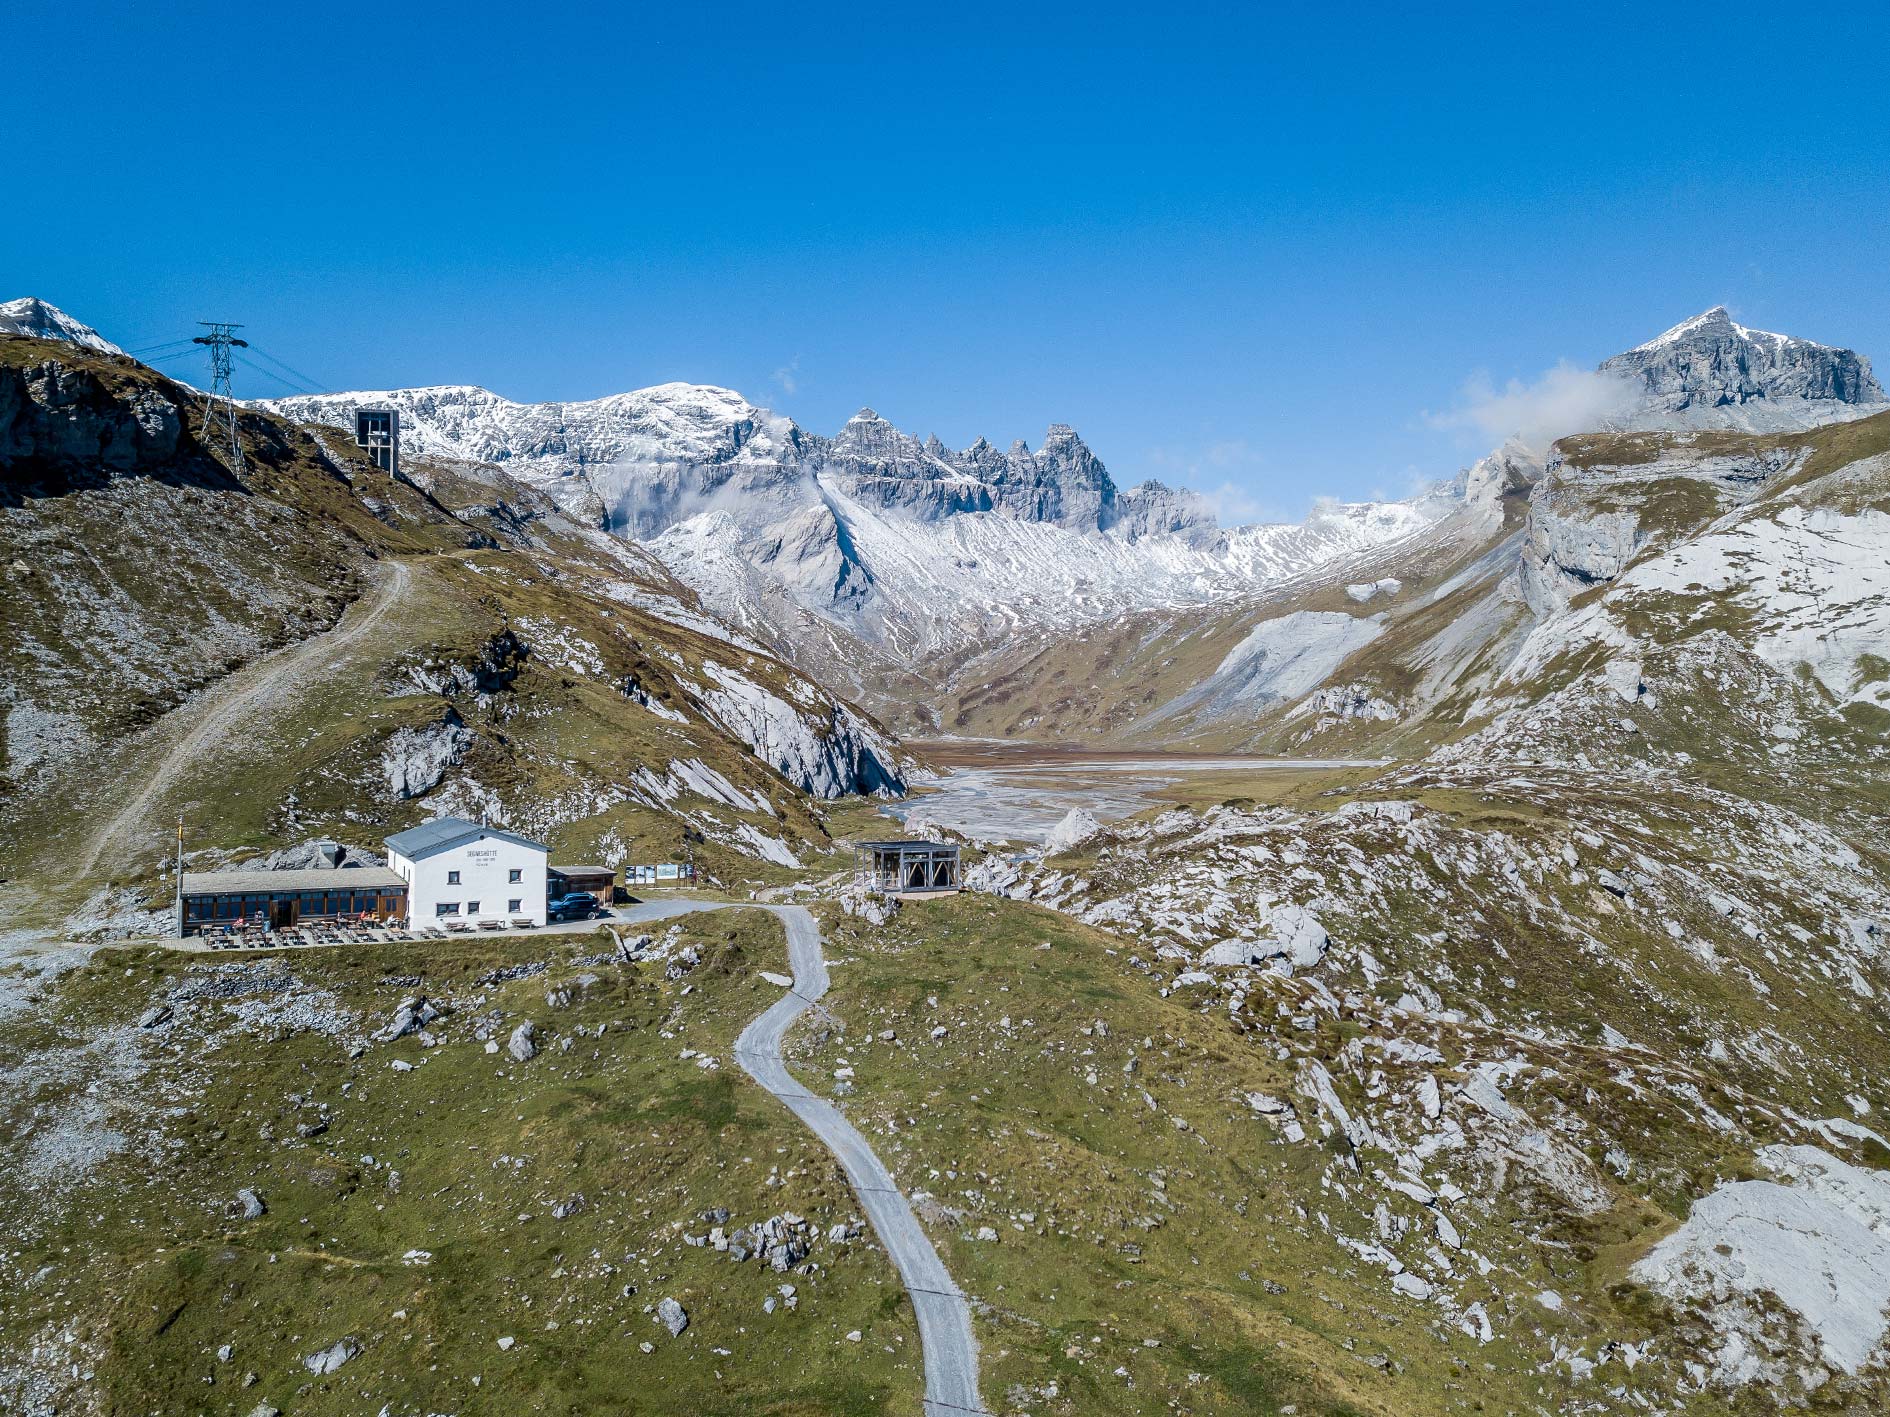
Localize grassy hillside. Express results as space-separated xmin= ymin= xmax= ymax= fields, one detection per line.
xmin=0 ymin=911 xmax=930 ymax=1416
xmin=0 ymin=333 xmax=906 ymax=934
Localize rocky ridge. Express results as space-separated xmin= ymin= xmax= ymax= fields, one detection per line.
xmin=1599 ymin=306 xmax=1886 ymax=432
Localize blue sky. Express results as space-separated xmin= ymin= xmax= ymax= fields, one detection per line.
xmin=10 ymin=2 xmax=1888 ymax=519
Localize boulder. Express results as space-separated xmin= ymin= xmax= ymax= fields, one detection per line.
xmin=1041 ymin=807 xmax=1103 ymax=857
xmin=838 ymin=883 xmax=898 ymax=926
xmin=373 ymin=996 xmax=442 ymax=1043
xmin=302 ymin=1337 xmax=360 ymax=1375
xmin=508 ymin=1021 xmax=538 ymax=1062
xmin=657 ymin=1297 xmax=688 ymax=1336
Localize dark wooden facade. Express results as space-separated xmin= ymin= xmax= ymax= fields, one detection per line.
xmin=177 ymin=867 xmax=408 ymax=937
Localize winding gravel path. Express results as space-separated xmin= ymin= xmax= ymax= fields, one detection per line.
xmin=735 ymin=905 xmax=985 ymax=1415
xmin=619 ymin=900 xmax=985 ymax=1414
xmin=75 ymin=558 xmax=413 ymax=876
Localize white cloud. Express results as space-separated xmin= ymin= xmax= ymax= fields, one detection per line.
xmin=1142 ymin=438 xmax=1282 ymax=524
xmin=1426 ymin=361 xmax=1639 ymax=449
xmin=771 ymin=355 xmax=801 ymax=396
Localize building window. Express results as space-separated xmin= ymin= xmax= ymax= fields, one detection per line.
xmin=447 ymin=870 xmax=461 ymax=884
xmin=466 ymin=900 xmax=480 ymax=914
xmin=509 ymin=868 xmax=522 ymax=883
xmin=436 ymin=902 xmax=459 ymax=917
xmin=505 ymin=898 xmax=519 ymax=912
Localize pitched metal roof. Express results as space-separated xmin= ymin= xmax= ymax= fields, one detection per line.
xmin=383 ymin=816 xmax=548 ymax=860
xmin=858 ymin=839 xmax=959 ymax=852
xmin=181 ymin=866 xmax=406 ymax=896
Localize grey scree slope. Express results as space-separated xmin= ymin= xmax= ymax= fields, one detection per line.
xmin=615 ymin=899 xmax=986 ymax=1416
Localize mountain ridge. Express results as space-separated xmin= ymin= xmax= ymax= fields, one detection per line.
xmin=17 ymin=296 xmax=1887 ymax=732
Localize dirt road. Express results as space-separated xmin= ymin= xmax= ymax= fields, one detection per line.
xmin=75 ymin=558 xmax=413 ymax=877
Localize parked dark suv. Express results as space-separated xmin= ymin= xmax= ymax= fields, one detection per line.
xmin=547 ymin=891 xmax=600 ymax=922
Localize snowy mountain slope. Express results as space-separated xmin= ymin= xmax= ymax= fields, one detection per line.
xmin=928 ymin=443 xmax=1535 ymax=744
xmin=254 ymin=306 xmax=1886 ymax=736
xmin=0 ymin=297 xmax=124 ymax=355
xmin=1124 ymin=403 xmax=1890 ymax=794
xmin=259 ymin=386 xmax=1446 ymax=721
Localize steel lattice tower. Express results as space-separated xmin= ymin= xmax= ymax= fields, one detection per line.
xmin=192 ymin=321 xmax=248 ymax=471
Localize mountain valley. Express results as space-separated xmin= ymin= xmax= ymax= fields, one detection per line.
xmin=2 ymin=300 xmax=1888 ymax=1416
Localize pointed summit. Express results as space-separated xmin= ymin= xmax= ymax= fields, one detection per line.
xmin=0 ymin=297 xmax=123 ymax=355
xmin=1635 ymin=306 xmax=1734 ymax=352
xmin=1601 ymin=306 xmax=1885 ymax=427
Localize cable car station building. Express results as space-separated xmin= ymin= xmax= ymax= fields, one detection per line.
xmin=859 ymin=839 xmax=961 ymax=896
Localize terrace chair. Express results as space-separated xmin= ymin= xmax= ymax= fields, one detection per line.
xmin=477 ymin=919 xmax=502 ymax=932
xmin=510 ymin=917 xmax=535 ymax=929
xmin=446 ymin=920 xmax=472 ymax=934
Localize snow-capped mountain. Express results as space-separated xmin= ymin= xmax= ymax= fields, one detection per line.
xmin=255 ymin=305 xmax=1886 ymax=719
xmin=1598 ymin=305 xmax=1885 ymax=432
xmin=258 ymin=384 xmax=1443 ymax=701
xmin=0 ymin=297 xmax=124 ymax=355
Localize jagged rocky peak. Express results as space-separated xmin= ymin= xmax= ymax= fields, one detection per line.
xmin=0 ymin=297 xmax=125 ymax=355
xmin=821 ymin=406 xmax=996 ymax=519
xmin=828 ymin=407 xmax=942 ymax=469
xmin=965 ymin=422 xmax=1117 ymax=529
xmin=1107 ymin=478 xmax=1221 ymax=545
xmin=1601 ymin=305 xmax=1885 ymax=416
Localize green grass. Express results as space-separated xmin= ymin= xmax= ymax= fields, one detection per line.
xmin=796 ymin=895 xmax=1542 ymax=1416
xmin=795 ymin=825 xmax=1890 ymax=1415
xmin=0 ymin=912 xmax=929 ymax=1416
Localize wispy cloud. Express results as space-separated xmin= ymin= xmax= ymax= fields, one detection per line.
xmin=1143 ymin=438 xmax=1280 ymax=524
xmin=1424 ymin=361 xmax=1639 ymax=449
xmin=771 ymin=355 xmax=802 ymax=396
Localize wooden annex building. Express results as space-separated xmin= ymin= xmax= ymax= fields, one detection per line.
xmin=859 ymin=840 xmax=961 ymax=896
xmin=177 ymin=867 xmax=408 ymax=938
xmin=549 ymin=864 xmax=618 ymax=902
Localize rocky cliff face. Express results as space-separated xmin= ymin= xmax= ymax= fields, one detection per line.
xmin=1518 ymin=506 xmax=1643 ymax=616
xmin=0 ymin=356 xmax=185 ymax=476
xmin=1600 ymin=307 xmax=1885 ymax=431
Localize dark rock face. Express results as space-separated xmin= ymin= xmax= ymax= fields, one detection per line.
xmin=1600 ymin=307 xmax=1884 ymax=413
xmin=0 ymin=358 xmax=184 ymax=473
xmin=824 ymin=409 xmax=997 ymax=520
xmin=815 ymin=409 xmax=1216 ymax=539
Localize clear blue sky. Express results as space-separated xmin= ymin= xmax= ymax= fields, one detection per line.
xmin=10 ymin=2 xmax=1888 ymax=518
